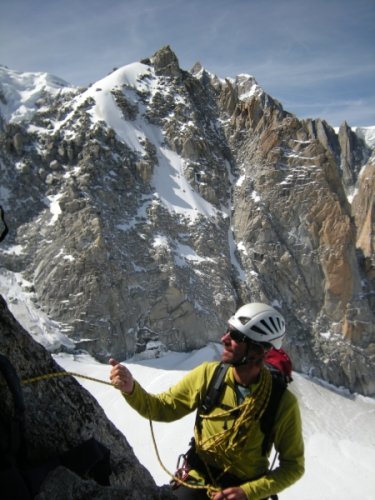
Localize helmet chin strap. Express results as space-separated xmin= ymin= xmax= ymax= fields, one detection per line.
xmin=231 ymin=344 xmax=265 ymax=367
xmin=232 ymin=356 xmax=263 ymax=367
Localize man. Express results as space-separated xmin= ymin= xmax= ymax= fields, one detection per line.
xmin=110 ymin=303 xmax=304 ymax=499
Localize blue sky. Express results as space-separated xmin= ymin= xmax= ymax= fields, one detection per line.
xmin=1 ymin=0 xmax=374 ymax=127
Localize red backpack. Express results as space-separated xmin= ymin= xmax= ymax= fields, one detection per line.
xmin=265 ymin=348 xmax=293 ymax=383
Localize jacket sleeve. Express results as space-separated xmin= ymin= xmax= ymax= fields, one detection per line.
xmin=122 ymin=361 xmax=214 ymax=422
xmin=240 ymin=390 xmax=305 ymax=500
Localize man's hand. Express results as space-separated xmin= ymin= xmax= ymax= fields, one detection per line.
xmin=109 ymin=358 xmax=134 ymax=394
xmin=211 ymin=487 xmax=247 ymax=499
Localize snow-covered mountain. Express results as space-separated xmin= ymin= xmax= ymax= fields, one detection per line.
xmin=0 ymin=46 xmax=374 ymax=396
xmin=352 ymin=126 xmax=375 ymax=149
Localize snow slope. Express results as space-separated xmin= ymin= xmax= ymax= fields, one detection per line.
xmin=0 ymin=65 xmax=71 ymax=123
xmin=353 ymin=126 xmax=375 ymax=149
xmin=55 ymin=347 xmax=375 ymax=500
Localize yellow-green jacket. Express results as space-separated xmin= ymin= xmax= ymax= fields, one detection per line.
xmin=123 ymin=361 xmax=304 ymax=499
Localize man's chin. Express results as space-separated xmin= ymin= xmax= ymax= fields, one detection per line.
xmin=221 ymin=350 xmax=233 ymax=363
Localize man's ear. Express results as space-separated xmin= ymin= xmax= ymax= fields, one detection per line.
xmin=252 ymin=356 xmax=265 ymax=367
xmin=245 ymin=342 xmax=266 ymax=363
xmin=245 ymin=353 xmax=265 ymax=366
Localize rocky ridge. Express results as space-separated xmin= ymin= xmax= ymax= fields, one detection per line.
xmin=0 ymin=295 xmax=174 ymax=498
xmin=0 ymin=47 xmax=374 ymax=395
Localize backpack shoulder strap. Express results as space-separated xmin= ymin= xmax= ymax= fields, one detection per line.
xmin=260 ymin=370 xmax=287 ymax=456
xmin=200 ymin=362 xmax=230 ymax=414
xmin=195 ymin=362 xmax=230 ymax=436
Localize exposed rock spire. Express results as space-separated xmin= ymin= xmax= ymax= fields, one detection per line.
xmin=150 ymin=45 xmax=181 ymax=77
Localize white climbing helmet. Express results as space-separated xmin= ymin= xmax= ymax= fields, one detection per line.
xmin=228 ymin=303 xmax=285 ymax=349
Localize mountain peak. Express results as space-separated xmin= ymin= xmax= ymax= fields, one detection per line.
xmin=190 ymin=62 xmax=203 ymax=75
xmin=149 ymin=45 xmax=181 ymax=78
xmin=0 ymin=65 xmax=73 ymax=124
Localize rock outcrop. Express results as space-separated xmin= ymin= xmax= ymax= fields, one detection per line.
xmin=0 ymin=294 xmax=174 ymax=498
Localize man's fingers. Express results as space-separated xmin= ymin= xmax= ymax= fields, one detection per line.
xmin=109 ymin=358 xmax=122 ymax=386
xmin=108 ymin=358 xmax=134 ymax=394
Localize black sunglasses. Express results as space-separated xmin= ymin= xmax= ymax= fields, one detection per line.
xmin=226 ymin=329 xmax=249 ymax=343
xmin=226 ymin=329 xmax=272 ymax=350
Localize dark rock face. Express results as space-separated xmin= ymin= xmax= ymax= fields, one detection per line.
xmin=0 ymin=48 xmax=374 ymax=395
xmin=0 ymin=295 xmax=174 ymax=498
xmin=151 ymin=45 xmax=182 ymax=78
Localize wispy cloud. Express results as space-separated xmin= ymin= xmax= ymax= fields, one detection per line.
xmin=1 ymin=0 xmax=374 ymax=126
xmin=284 ymin=96 xmax=375 ymax=128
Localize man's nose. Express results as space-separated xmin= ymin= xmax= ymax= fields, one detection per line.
xmin=221 ymin=331 xmax=230 ymax=342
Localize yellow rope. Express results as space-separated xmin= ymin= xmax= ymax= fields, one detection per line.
xmin=147 ymin=412 xmax=220 ymax=497
xmin=195 ymin=367 xmax=272 ymax=477
xmin=21 ymin=371 xmax=113 ymax=386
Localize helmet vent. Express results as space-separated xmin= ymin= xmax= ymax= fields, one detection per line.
xmin=238 ymin=316 xmax=250 ymax=326
xmin=251 ymin=323 xmax=268 ymax=335
xmin=269 ymin=316 xmax=279 ymax=331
